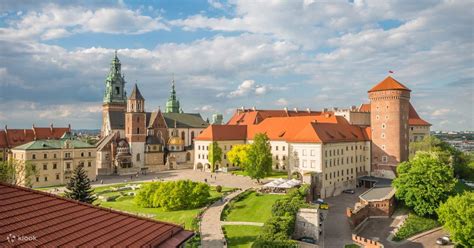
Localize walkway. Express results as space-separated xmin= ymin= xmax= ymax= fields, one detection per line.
xmin=200 ymin=190 xmax=244 ymax=248
xmin=221 ymin=221 xmax=264 ymax=226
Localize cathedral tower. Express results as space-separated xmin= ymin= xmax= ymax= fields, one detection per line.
xmin=369 ymin=76 xmax=411 ymax=178
xmin=125 ymin=84 xmax=146 ymax=169
xmin=165 ymin=78 xmax=182 ymax=113
xmin=101 ymin=51 xmax=127 ymax=136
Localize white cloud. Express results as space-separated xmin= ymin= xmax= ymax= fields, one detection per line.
xmin=227 ymin=80 xmax=270 ymax=98
xmin=431 ymin=108 xmax=450 ymax=117
xmin=0 ymin=5 xmax=168 ymax=41
xmin=194 ymin=105 xmax=215 ymax=112
xmin=275 ymin=98 xmax=288 ymax=106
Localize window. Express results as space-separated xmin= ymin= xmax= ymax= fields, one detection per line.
xmin=36 ymin=177 xmax=39 ymax=182
xmin=311 ymin=150 xmax=315 ymax=156
xmin=224 ymin=154 xmax=227 ymax=159
xmin=381 ymin=133 xmax=385 ymax=138
xmin=302 ymin=160 xmax=307 ymax=167
xmin=282 ymin=146 xmax=285 ymax=151
xmin=282 ymin=156 xmax=286 ymax=161
xmin=65 ymin=152 xmax=71 ymax=158
xmin=44 ymin=153 xmax=47 ymax=159
xmin=88 ymin=152 xmax=91 ymax=157
xmin=81 ymin=152 xmax=84 ymax=157
xmin=325 ymin=174 xmax=328 ymax=180
xmin=53 ymin=153 xmax=57 ymax=159
xmin=275 ymin=155 xmax=279 ymax=160
xmin=66 ymin=163 xmax=71 ymax=169
xmin=325 ymin=150 xmax=327 ymax=157
xmin=276 ymin=146 xmax=278 ymax=151
xmin=382 ymin=156 xmax=388 ymax=163
xmin=303 ymin=150 xmax=307 ymax=156
xmin=44 ymin=176 xmax=48 ymax=182
xmin=43 ymin=164 xmax=47 ymax=170
xmin=115 ymin=86 xmax=120 ymax=94
xmin=137 ymin=153 xmax=141 ymax=161
xmin=311 ymin=161 xmax=315 ymax=168
xmin=32 ymin=154 xmax=36 ymax=159
xmin=56 ymin=174 xmax=60 ymax=180
xmin=53 ymin=163 xmax=57 ymax=169
xmin=88 ymin=161 xmax=92 ymax=167
xmin=137 ymin=128 xmax=140 ymax=134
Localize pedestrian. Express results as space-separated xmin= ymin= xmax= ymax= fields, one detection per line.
xmin=204 ymin=178 xmax=208 ymax=183
xmin=130 ymin=175 xmax=133 ymax=181
xmin=100 ymin=180 xmax=103 ymax=185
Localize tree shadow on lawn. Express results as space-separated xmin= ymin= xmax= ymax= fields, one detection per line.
xmin=227 ymin=235 xmax=259 ymax=247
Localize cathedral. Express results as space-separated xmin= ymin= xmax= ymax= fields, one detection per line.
xmin=96 ymin=52 xmax=209 ymax=175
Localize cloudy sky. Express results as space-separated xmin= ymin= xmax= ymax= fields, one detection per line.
xmin=0 ymin=0 xmax=472 ymax=131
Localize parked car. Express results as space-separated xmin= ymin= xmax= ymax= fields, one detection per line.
xmin=320 ymin=202 xmax=329 ymax=210
xmin=436 ymin=235 xmax=450 ymax=245
xmin=342 ymin=189 xmax=355 ymax=194
xmin=298 ymin=237 xmax=316 ymax=244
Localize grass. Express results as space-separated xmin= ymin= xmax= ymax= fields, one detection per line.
xmin=223 ymin=225 xmax=262 ymax=248
xmin=225 ymin=191 xmax=286 ymax=223
xmin=344 ymin=245 xmax=361 ymax=248
xmin=393 ymin=213 xmax=439 ymax=241
xmin=94 ymin=182 xmax=234 ymax=230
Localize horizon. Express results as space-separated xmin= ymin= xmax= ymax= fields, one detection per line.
xmin=0 ymin=0 xmax=473 ymax=131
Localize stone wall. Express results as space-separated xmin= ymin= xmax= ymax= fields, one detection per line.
xmin=294 ymin=208 xmax=320 ymax=241
xmin=352 ymin=234 xmax=384 ymax=248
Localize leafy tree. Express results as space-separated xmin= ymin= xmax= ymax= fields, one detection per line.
xmin=136 ymin=180 xmax=210 ymax=210
xmin=246 ymin=133 xmax=272 ymax=182
xmin=64 ymin=166 xmax=96 ymax=204
xmin=437 ymin=192 xmax=474 ymax=247
xmin=208 ymin=141 xmax=222 ymax=172
xmin=0 ymin=159 xmax=37 ymax=187
xmin=393 ymin=152 xmax=457 ymax=216
xmin=227 ymin=144 xmax=250 ymax=169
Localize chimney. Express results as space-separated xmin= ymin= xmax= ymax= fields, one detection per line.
xmin=306 ymin=108 xmax=311 ymax=113
xmin=24 ymin=129 xmax=27 ymax=136
xmin=50 ymin=123 xmax=53 ymax=133
xmin=4 ymin=125 xmax=7 ymax=131
xmin=252 ymin=106 xmax=256 ymax=111
xmin=333 ymin=107 xmax=338 ymax=111
xmin=293 ymin=108 xmax=298 ymax=113
xmin=351 ymin=105 xmax=357 ymax=111
xmin=241 ymin=106 xmax=244 ymax=111
xmin=68 ymin=124 xmax=71 ymax=130
xmin=325 ymin=113 xmax=331 ymax=118
xmin=284 ymin=107 xmax=288 ymax=112
xmin=322 ymin=108 xmax=328 ymax=113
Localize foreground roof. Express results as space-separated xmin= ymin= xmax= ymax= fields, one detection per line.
xmin=368 ymin=76 xmax=411 ymax=93
xmin=0 ymin=183 xmax=193 ymax=247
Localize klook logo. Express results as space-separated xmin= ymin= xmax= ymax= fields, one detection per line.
xmin=6 ymin=233 xmax=36 ymax=244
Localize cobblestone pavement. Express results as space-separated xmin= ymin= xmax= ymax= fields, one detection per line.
xmin=221 ymin=221 xmax=264 ymax=226
xmin=200 ymin=190 xmax=244 ymax=248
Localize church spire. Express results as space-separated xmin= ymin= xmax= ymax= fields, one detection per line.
xmin=103 ymin=51 xmax=127 ymax=104
xmin=165 ymin=74 xmax=181 ymax=113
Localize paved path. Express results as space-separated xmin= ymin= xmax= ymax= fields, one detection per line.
xmin=200 ymin=190 xmax=244 ymax=248
xmin=221 ymin=221 xmax=264 ymax=226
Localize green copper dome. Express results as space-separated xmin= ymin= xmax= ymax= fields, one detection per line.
xmin=103 ymin=51 xmax=127 ymax=104
xmin=165 ymin=78 xmax=181 ymax=113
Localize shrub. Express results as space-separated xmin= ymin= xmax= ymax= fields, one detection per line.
xmin=216 ymin=185 xmax=222 ymax=193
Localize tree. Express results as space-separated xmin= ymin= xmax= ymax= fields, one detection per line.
xmin=227 ymin=144 xmax=250 ymax=169
xmin=437 ymin=192 xmax=474 ymax=247
xmin=393 ymin=152 xmax=457 ymax=216
xmin=64 ymin=166 xmax=96 ymax=204
xmin=208 ymin=141 xmax=222 ymax=172
xmin=0 ymin=159 xmax=37 ymax=187
xmin=246 ymin=133 xmax=272 ymax=182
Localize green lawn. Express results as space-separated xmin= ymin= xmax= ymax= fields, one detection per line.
xmin=95 ymin=182 xmax=234 ymax=230
xmin=393 ymin=213 xmax=439 ymax=241
xmin=225 ymin=191 xmax=286 ymax=223
xmin=223 ymin=225 xmax=262 ymax=248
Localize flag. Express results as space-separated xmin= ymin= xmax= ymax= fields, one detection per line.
xmin=388 ymin=70 xmax=394 ymax=73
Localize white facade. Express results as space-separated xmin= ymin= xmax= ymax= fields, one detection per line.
xmin=170 ymin=128 xmax=205 ymax=147
xmin=194 ymin=140 xmax=246 ymax=170
xmin=130 ymin=142 xmax=145 ymax=168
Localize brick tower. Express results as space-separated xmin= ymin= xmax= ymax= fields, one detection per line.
xmin=369 ymin=76 xmax=411 ymax=178
xmin=101 ymin=51 xmax=127 ymax=137
xmin=125 ymin=84 xmax=146 ymax=169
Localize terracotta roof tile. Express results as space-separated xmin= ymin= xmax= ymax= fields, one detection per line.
xmin=227 ymin=109 xmax=321 ymax=125
xmin=195 ymin=125 xmax=247 ymax=141
xmin=0 ymin=183 xmax=193 ymax=247
xmin=0 ymin=126 xmax=70 ymax=149
xmin=368 ymin=76 xmax=411 ymax=92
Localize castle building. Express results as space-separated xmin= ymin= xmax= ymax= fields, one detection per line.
xmin=194 ymin=76 xmax=430 ymax=198
xmin=0 ymin=124 xmax=71 ymax=162
xmin=96 ymin=53 xmax=209 ymax=175
xmin=10 ymin=132 xmax=96 ymax=188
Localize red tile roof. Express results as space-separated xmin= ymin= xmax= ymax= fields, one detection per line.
xmin=197 ymin=115 xmax=370 ymax=143
xmin=368 ymin=76 xmax=411 ymax=93
xmin=227 ymin=109 xmax=321 ymax=125
xmin=0 ymin=126 xmax=70 ymax=149
xmin=0 ymin=183 xmax=193 ymax=247
xmin=195 ymin=125 xmax=247 ymax=141
xmin=358 ymin=103 xmax=431 ymax=126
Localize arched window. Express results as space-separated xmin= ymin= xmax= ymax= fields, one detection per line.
xmin=181 ymin=131 xmax=185 ymax=141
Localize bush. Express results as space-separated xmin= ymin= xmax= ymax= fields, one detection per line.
xmin=252 ymin=239 xmax=297 ymax=248
xmin=135 ymin=180 xmax=210 ymax=211
xmin=216 ymin=185 xmax=222 ymax=193
xmin=393 ymin=214 xmax=439 ymax=241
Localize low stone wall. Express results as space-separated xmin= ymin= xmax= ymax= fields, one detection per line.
xmin=347 ymin=204 xmax=369 ymax=228
xmin=352 ymin=234 xmax=384 ymax=248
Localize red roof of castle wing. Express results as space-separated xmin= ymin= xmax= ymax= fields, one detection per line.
xmin=227 ymin=109 xmax=321 ymax=125
xmin=4 ymin=129 xmax=35 ymax=148
xmin=0 ymin=126 xmax=70 ymax=149
xmin=0 ymin=183 xmax=193 ymax=247
xmin=33 ymin=127 xmax=70 ymax=139
xmin=0 ymin=131 xmax=7 ymax=147
xmin=368 ymin=76 xmax=411 ymax=93
xmin=408 ymin=104 xmax=431 ymax=126
xmin=195 ymin=125 xmax=247 ymax=141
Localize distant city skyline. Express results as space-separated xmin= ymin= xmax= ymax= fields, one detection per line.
xmin=0 ymin=0 xmax=472 ymax=131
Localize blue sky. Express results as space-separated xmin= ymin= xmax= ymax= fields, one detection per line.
xmin=0 ymin=0 xmax=472 ymax=131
